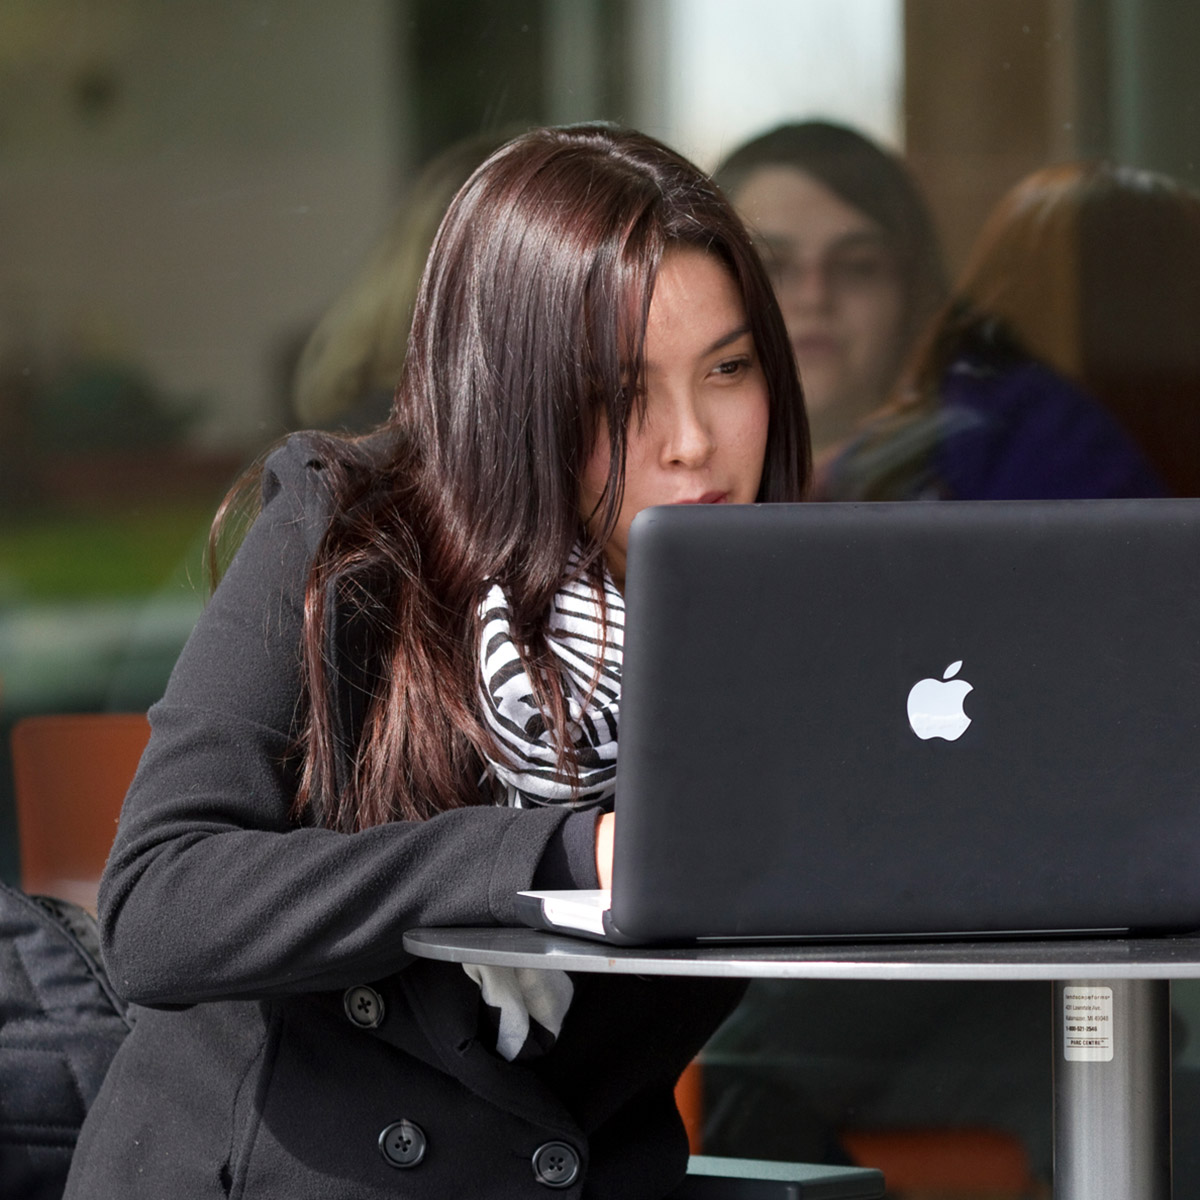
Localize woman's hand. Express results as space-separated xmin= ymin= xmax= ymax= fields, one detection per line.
xmin=595 ymin=811 xmax=615 ymax=891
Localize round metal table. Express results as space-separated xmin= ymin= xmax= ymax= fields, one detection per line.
xmin=405 ymin=926 xmax=1200 ymax=1200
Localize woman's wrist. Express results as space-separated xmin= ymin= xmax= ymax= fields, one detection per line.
xmin=595 ymin=811 xmax=615 ymax=890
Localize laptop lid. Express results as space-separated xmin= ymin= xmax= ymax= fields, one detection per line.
xmin=608 ymin=499 xmax=1200 ymax=943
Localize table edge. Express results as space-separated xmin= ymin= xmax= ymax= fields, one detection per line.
xmin=403 ymin=928 xmax=1200 ymax=980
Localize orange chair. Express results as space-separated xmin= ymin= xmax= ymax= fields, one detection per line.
xmin=675 ymin=1059 xmax=706 ymax=1153
xmin=11 ymin=712 xmax=150 ymax=911
xmin=676 ymin=1059 xmax=1041 ymax=1198
xmin=840 ymin=1128 xmax=1039 ymax=1197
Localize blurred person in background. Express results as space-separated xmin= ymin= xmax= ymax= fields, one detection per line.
xmin=291 ymin=128 xmax=518 ymax=432
xmin=822 ymin=161 xmax=1200 ymax=501
xmin=715 ymin=121 xmax=947 ymax=459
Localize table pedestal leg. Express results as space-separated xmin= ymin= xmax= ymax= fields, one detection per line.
xmin=1053 ymin=979 xmax=1171 ymax=1200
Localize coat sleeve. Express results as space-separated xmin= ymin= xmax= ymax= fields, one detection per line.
xmin=98 ymin=434 xmax=596 ymax=1007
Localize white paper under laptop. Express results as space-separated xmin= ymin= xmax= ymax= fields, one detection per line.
xmin=519 ymin=499 xmax=1200 ymax=946
xmin=517 ymin=889 xmax=611 ymax=937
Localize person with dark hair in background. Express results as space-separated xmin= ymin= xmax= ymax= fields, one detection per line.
xmin=823 ymin=161 xmax=1200 ymax=501
xmin=64 ymin=124 xmax=810 ymax=1199
xmin=715 ymin=120 xmax=947 ymax=459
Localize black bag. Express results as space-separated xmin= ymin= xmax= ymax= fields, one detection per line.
xmin=0 ymin=881 xmax=133 ymax=1200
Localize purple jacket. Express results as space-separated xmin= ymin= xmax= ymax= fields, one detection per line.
xmin=822 ymin=353 xmax=1167 ymax=501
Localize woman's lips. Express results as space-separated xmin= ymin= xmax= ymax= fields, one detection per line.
xmin=674 ymin=491 xmax=728 ymax=505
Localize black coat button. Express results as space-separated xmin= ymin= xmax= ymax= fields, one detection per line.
xmin=532 ymin=1141 xmax=580 ymax=1188
xmin=378 ymin=1120 xmax=426 ymax=1168
xmin=343 ymin=985 xmax=384 ymax=1029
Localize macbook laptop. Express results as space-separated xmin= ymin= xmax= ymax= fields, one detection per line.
xmin=518 ymin=499 xmax=1200 ymax=945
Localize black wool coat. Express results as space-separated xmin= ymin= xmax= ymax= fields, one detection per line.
xmin=64 ymin=433 xmax=744 ymax=1200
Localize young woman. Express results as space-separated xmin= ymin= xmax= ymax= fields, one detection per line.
xmin=64 ymin=125 xmax=810 ymax=1199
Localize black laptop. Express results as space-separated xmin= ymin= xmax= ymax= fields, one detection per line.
xmin=518 ymin=499 xmax=1200 ymax=945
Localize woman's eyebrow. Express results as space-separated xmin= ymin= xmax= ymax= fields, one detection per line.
xmin=706 ymin=324 xmax=753 ymax=355
xmin=644 ymin=324 xmax=754 ymax=376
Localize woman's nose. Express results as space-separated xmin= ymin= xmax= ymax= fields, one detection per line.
xmin=662 ymin=395 xmax=717 ymax=467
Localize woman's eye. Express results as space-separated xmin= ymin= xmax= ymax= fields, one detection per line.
xmin=714 ymin=356 xmax=751 ymax=378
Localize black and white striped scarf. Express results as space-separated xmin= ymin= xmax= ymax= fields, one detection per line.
xmin=478 ymin=547 xmax=623 ymax=810
xmin=468 ymin=547 xmax=623 ymax=1061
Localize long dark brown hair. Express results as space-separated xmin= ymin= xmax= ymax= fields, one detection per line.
xmin=219 ymin=124 xmax=810 ymax=832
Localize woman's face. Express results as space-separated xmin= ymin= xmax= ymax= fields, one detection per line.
xmin=579 ymin=248 xmax=770 ymax=590
xmin=732 ymin=165 xmax=906 ymax=454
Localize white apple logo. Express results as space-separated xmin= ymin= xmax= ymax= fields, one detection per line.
xmin=906 ymin=660 xmax=973 ymax=741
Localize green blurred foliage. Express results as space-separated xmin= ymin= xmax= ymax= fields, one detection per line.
xmin=0 ymin=505 xmax=213 ymax=601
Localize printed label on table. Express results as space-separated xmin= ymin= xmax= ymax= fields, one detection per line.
xmin=1063 ymin=986 xmax=1114 ymax=1061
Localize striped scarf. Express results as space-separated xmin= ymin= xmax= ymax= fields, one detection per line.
xmin=468 ymin=548 xmax=623 ymax=1061
xmin=478 ymin=548 xmax=623 ymax=810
